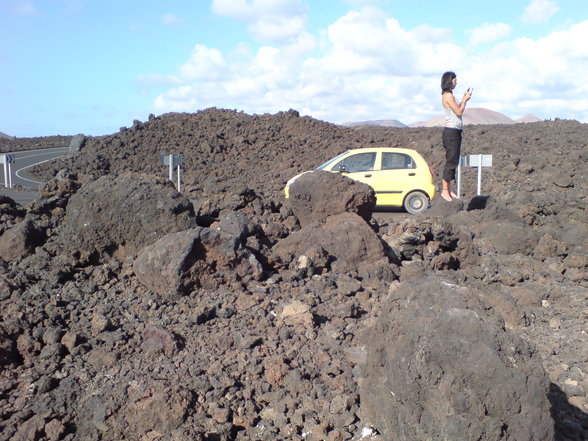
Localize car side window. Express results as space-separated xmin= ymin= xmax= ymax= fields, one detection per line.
xmin=382 ymin=152 xmax=415 ymax=170
xmin=333 ymin=152 xmax=376 ymax=173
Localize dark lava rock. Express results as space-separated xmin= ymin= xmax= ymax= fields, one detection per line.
xmin=59 ymin=172 xmax=197 ymax=260
xmin=0 ymin=324 xmax=20 ymax=366
xmin=1 ymin=111 xmax=586 ymax=441
xmin=140 ymin=326 xmax=180 ymax=358
xmin=133 ymin=226 xmax=263 ymax=296
xmin=360 ymin=276 xmax=554 ymax=441
xmin=287 ymin=170 xmax=376 ymax=226
xmin=0 ymin=219 xmax=44 ymax=261
xmin=271 ymin=212 xmax=396 ymax=279
xmin=480 ymin=221 xmax=539 ymax=255
xmin=0 ymin=194 xmax=26 ymax=235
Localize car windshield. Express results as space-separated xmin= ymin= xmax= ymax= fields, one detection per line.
xmin=332 ymin=152 xmax=376 ymax=173
xmin=316 ymin=151 xmax=349 ymax=170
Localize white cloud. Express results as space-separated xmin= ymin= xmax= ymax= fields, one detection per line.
xmin=152 ymin=7 xmax=463 ymax=123
xmin=467 ymin=23 xmax=512 ymax=46
xmin=161 ymin=13 xmax=183 ymax=27
xmin=211 ymin=0 xmax=308 ymax=44
xmin=211 ymin=0 xmax=304 ymax=21
xmin=150 ymin=5 xmax=588 ymax=125
xmin=176 ymin=45 xmax=227 ymax=82
xmin=522 ymin=0 xmax=559 ymax=24
xmin=465 ymin=20 xmax=588 ymax=119
xmin=312 ymin=8 xmax=456 ymax=77
xmin=211 ymin=0 xmax=251 ymax=19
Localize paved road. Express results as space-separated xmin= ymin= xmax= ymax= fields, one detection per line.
xmin=1 ymin=147 xmax=69 ymax=204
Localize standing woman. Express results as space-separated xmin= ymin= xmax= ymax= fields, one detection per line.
xmin=440 ymin=71 xmax=472 ymax=201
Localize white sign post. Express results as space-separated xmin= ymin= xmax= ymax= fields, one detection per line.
xmin=456 ymin=156 xmax=464 ymax=199
xmin=1 ymin=154 xmax=15 ymax=188
xmin=160 ymin=153 xmax=183 ymax=192
xmin=467 ymin=154 xmax=493 ymax=196
xmin=456 ymin=154 xmax=492 ymax=197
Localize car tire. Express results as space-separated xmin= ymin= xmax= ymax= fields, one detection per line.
xmin=404 ymin=191 xmax=429 ymax=214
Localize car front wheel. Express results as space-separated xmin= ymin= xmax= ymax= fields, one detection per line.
xmin=404 ymin=191 xmax=429 ymax=214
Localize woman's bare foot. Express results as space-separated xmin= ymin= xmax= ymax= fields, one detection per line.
xmin=441 ymin=179 xmax=453 ymax=202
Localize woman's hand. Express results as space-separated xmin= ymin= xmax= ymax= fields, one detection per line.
xmin=463 ymin=87 xmax=473 ymax=102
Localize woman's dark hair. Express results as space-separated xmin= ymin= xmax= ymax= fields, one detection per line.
xmin=441 ymin=71 xmax=456 ymax=93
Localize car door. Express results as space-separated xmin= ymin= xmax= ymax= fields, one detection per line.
xmin=328 ymin=151 xmax=378 ymax=189
xmin=372 ymin=151 xmax=418 ymax=206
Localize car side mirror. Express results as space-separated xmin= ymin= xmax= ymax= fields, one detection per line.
xmin=339 ymin=165 xmax=347 ymax=173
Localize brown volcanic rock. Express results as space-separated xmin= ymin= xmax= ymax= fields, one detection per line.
xmin=32 ymin=109 xmax=365 ymax=216
xmin=0 ymin=194 xmax=26 ymax=235
xmin=480 ymin=221 xmax=539 ymax=255
xmin=0 ymin=135 xmax=71 ymax=153
xmin=0 ymin=324 xmax=20 ymax=366
xmin=76 ymin=378 xmax=194 ymax=441
xmin=59 ymin=172 xmax=197 ymax=259
xmin=361 ymin=276 xmax=554 ymax=441
xmin=2 ymin=111 xmax=587 ymax=441
xmin=133 ymin=228 xmax=206 ymax=297
xmin=271 ymin=212 xmax=396 ymax=279
xmin=287 ymin=170 xmax=376 ymax=226
xmin=27 ymin=109 xmax=588 ymax=228
xmin=117 ymin=380 xmax=193 ymax=438
xmin=133 ymin=226 xmax=263 ymax=296
xmin=0 ymin=219 xmax=44 ymax=261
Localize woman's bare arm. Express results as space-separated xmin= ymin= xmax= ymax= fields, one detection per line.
xmin=442 ymin=90 xmax=471 ymax=116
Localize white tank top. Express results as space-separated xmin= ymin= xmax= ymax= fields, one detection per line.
xmin=444 ymin=104 xmax=463 ymax=130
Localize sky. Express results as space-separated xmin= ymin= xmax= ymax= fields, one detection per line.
xmin=1 ymin=0 xmax=588 ymax=137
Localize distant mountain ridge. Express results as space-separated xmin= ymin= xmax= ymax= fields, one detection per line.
xmin=0 ymin=131 xmax=12 ymax=139
xmin=515 ymin=114 xmax=543 ymax=123
xmin=343 ymin=108 xmax=543 ymax=128
xmin=342 ymin=119 xmax=407 ymax=128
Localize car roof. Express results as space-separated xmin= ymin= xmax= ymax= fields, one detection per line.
xmin=316 ymin=147 xmax=430 ymax=171
xmin=345 ymin=147 xmax=419 ymax=154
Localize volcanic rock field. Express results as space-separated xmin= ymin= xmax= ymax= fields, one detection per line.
xmin=0 ymin=108 xmax=587 ymax=441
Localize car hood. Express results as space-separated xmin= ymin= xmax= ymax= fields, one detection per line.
xmin=284 ymin=170 xmax=313 ymax=198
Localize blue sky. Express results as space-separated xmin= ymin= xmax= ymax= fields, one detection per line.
xmin=1 ymin=0 xmax=588 ymax=137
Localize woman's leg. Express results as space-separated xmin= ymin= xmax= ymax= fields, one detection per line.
xmin=442 ymin=128 xmax=462 ymax=200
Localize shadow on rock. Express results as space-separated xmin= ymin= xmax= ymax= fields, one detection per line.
xmin=548 ymin=382 xmax=588 ymax=441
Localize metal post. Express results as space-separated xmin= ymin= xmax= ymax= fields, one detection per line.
xmin=456 ymin=155 xmax=463 ymax=198
xmin=7 ymin=162 xmax=11 ymax=188
xmin=177 ymin=165 xmax=181 ymax=193
xmin=477 ymin=163 xmax=482 ymax=196
xmin=2 ymin=159 xmax=7 ymax=188
xmin=461 ymin=154 xmax=491 ymax=197
xmin=169 ymin=154 xmax=173 ymax=182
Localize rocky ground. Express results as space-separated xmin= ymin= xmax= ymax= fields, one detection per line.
xmin=0 ymin=109 xmax=587 ymax=440
xmin=0 ymin=136 xmax=73 ymax=153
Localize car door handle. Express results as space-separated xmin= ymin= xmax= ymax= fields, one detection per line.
xmin=408 ymin=173 xmax=416 ymax=176
xmin=364 ymin=174 xmax=372 ymax=178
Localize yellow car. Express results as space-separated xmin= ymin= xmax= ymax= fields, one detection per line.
xmin=285 ymin=147 xmax=435 ymax=214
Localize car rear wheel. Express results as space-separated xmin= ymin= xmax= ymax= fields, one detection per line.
xmin=404 ymin=191 xmax=429 ymax=214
